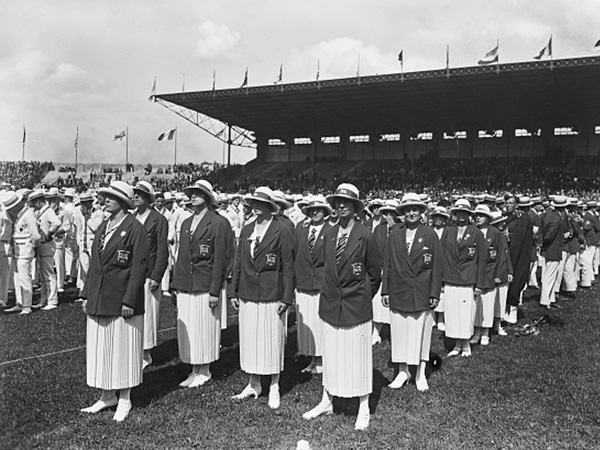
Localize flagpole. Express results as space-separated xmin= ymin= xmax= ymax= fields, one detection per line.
xmin=22 ymin=127 xmax=26 ymax=161
xmin=75 ymin=126 xmax=79 ymax=176
xmin=125 ymin=126 xmax=129 ymax=171
xmin=446 ymin=45 xmax=450 ymax=78
xmin=174 ymin=127 xmax=177 ymax=166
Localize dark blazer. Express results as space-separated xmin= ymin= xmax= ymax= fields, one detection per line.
xmin=540 ymin=208 xmax=564 ymax=261
xmin=82 ymin=214 xmax=149 ymax=316
xmin=319 ymin=222 xmax=382 ymax=327
xmin=171 ymin=209 xmax=230 ymax=297
xmin=440 ymin=224 xmax=487 ymax=289
xmin=294 ymin=222 xmax=331 ymax=292
xmin=140 ymin=208 xmax=169 ymax=283
xmin=382 ymin=224 xmax=442 ymax=313
xmin=232 ymin=217 xmax=295 ymax=304
xmin=479 ymin=226 xmax=502 ymax=290
xmin=492 ymin=228 xmax=513 ymax=283
xmin=583 ymin=211 xmax=600 ymax=246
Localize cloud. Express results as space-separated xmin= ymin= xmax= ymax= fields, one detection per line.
xmin=195 ymin=21 xmax=240 ymax=60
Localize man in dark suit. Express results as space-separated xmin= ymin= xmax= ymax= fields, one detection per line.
xmin=539 ymin=196 xmax=568 ymax=308
xmin=132 ymin=181 xmax=169 ymax=369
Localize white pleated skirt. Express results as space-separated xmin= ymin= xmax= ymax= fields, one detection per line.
xmin=372 ymin=285 xmax=391 ymax=324
xmin=239 ymin=300 xmax=286 ymax=375
xmin=390 ymin=309 xmax=434 ymax=365
xmin=474 ymin=288 xmax=496 ymax=328
xmin=220 ymin=287 xmax=228 ymax=330
xmin=143 ymin=279 xmax=162 ymax=350
xmin=295 ymin=290 xmax=322 ymax=356
xmin=322 ymin=320 xmax=372 ymax=398
xmin=443 ymin=284 xmax=475 ymax=339
xmin=177 ymin=292 xmax=221 ymax=364
xmin=86 ymin=314 xmax=143 ymax=390
xmin=494 ymin=283 xmax=508 ymax=319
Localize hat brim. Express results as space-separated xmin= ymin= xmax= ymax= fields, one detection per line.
xmin=326 ymin=194 xmax=365 ymax=213
xmin=397 ymin=201 xmax=427 ymax=214
xmin=274 ymin=199 xmax=292 ymax=210
xmin=184 ymin=185 xmax=216 ymax=206
xmin=550 ymin=202 xmax=567 ymax=208
xmin=473 ymin=211 xmax=494 ymax=219
xmin=133 ymin=187 xmax=156 ymax=203
xmin=302 ymin=203 xmax=333 ymax=217
xmin=244 ymin=195 xmax=277 ymax=212
xmin=97 ymin=187 xmax=135 ymax=209
xmin=379 ymin=206 xmax=399 ymax=215
xmin=367 ymin=203 xmax=384 ymax=212
xmin=431 ymin=212 xmax=450 ymax=219
xmin=450 ymin=206 xmax=473 ymax=214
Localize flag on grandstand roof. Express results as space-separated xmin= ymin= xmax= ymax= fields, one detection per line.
xmin=240 ymin=68 xmax=248 ymax=88
xmin=274 ymin=64 xmax=283 ymax=84
xmin=158 ymin=128 xmax=176 ymax=141
xmin=534 ymin=35 xmax=552 ymax=60
xmin=478 ymin=41 xmax=499 ymax=65
xmin=591 ymin=38 xmax=600 ymax=52
xmin=114 ymin=130 xmax=126 ymax=141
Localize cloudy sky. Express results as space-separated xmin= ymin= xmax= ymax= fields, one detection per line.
xmin=1 ymin=0 xmax=598 ymax=166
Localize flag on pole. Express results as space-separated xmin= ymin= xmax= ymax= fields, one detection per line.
xmin=274 ymin=64 xmax=283 ymax=84
xmin=240 ymin=68 xmax=248 ymax=88
xmin=478 ymin=41 xmax=499 ymax=65
xmin=212 ymin=70 xmax=216 ymax=92
xmin=316 ymin=59 xmax=320 ymax=81
xmin=534 ymin=36 xmax=553 ymax=60
xmin=446 ymin=45 xmax=450 ymax=70
xmin=148 ymin=77 xmax=156 ymax=101
xmin=114 ymin=130 xmax=126 ymax=141
xmin=356 ymin=54 xmax=361 ymax=77
xmin=398 ymin=50 xmax=403 ymax=64
xmin=590 ymin=38 xmax=600 ymax=52
xmin=158 ymin=128 xmax=176 ymax=141
xmin=74 ymin=127 xmax=79 ymax=148
xmin=22 ymin=126 xmax=26 ymax=144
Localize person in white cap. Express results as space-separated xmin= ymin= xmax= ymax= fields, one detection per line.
xmin=4 ymin=191 xmax=40 ymax=314
xmin=440 ymin=198 xmax=487 ymax=357
xmin=170 ymin=180 xmax=231 ymax=388
xmin=63 ymin=187 xmax=79 ymax=286
xmin=539 ymin=196 xmax=568 ymax=308
xmin=72 ymin=192 xmax=97 ymax=291
xmin=225 ymin=193 xmax=244 ymax=242
xmin=80 ymin=180 xmax=149 ymax=422
xmin=230 ymin=186 xmax=295 ymax=410
xmin=0 ymin=192 xmax=18 ymax=308
xmin=47 ymin=188 xmax=69 ymax=293
xmin=430 ymin=205 xmax=450 ymax=331
xmin=382 ymin=193 xmax=441 ymax=392
xmin=294 ymin=195 xmax=332 ymax=374
xmin=303 ymin=183 xmax=382 ymax=431
xmin=132 ymin=181 xmax=169 ymax=369
xmin=31 ymin=189 xmax=61 ymax=310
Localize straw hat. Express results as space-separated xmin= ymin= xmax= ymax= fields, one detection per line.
xmin=367 ymin=198 xmax=385 ymax=213
xmin=133 ymin=181 xmax=156 ymax=203
xmin=397 ymin=193 xmax=427 ymax=214
xmin=272 ymin=190 xmax=291 ymax=210
xmin=379 ymin=199 xmax=400 ymax=215
xmin=431 ymin=205 xmax=450 ymax=219
xmin=183 ymin=180 xmax=216 ymax=206
xmin=98 ymin=181 xmax=135 ymax=209
xmin=518 ymin=196 xmax=533 ymax=208
xmin=0 ymin=191 xmax=22 ymax=210
xmin=45 ymin=187 xmax=60 ymax=199
xmin=550 ymin=195 xmax=568 ymax=208
xmin=473 ymin=204 xmax=494 ymax=219
xmin=78 ymin=192 xmax=94 ymax=203
xmin=326 ymin=183 xmax=365 ymax=213
xmin=301 ymin=195 xmax=332 ymax=217
xmin=243 ymin=186 xmax=278 ymax=212
xmin=29 ymin=189 xmax=46 ymax=202
xmin=450 ymin=198 xmax=473 ymax=214
xmin=64 ymin=188 xmax=76 ymax=198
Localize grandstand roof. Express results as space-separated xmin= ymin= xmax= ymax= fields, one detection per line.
xmin=156 ymin=56 xmax=600 ymax=140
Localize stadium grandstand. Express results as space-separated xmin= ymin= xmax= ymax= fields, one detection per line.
xmin=152 ymin=55 xmax=600 ymax=194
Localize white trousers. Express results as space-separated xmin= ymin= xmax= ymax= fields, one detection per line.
xmin=0 ymin=251 xmax=11 ymax=304
xmin=579 ymin=246 xmax=595 ymax=288
xmin=38 ymin=255 xmax=58 ymax=306
xmin=14 ymin=258 xmax=33 ymax=308
xmin=541 ymin=259 xmax=560 ymax=306
xmin=561 ymin=253 xmax=577 ymax=293
xmin=54 ymin=246 xmax=65 ymax=290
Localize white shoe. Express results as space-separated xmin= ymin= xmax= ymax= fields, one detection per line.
xmin=497 ymin=326 xmax=507 ymax=336
xmin=372 ymin=336 xmax=382 ymax=346
xmin=19 ymin=308 xmax=32 ymax=315
xmin=437 ymin=322 xmax=446 ymax=332
xmin=113 ymin=400 xmax=132 ymax=422
xmin=232 ymin=384 xmax=261 ymax=400
xmin=480 ymin=336 xmax=490 ymax=346
xmin=142 ymin=355 xmax=152 ymax=370
xmin=179 ymin=373 xmax=197 ymax=388
xmin=354 ymin=411 xmax=370 ymax=431
xmin=42 ymin=304 xmax=57 ymax=311
xmin=469 ymin=335 xmax=480 ymax=345
xmin=447 ymin=348 xmax=461 ymax=357
xmin=81 ymin=397 xmax=118 ymax=413
xmin=302 ymin=402 xmax=333 ymax=420
xmin=188 ymin=373 xmax=211 ymax=388
xmin=388 ymin=372 xmax=410 ymax=389
xmin=416 ymin=378 xmax=429 ymax=392
xmin=268 ymin=386 xmax=280 ymax=409
xmin=31 ymin=303 xmax=43 ymax=309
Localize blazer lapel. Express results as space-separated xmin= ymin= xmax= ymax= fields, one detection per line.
xmin=190 ymin=210 xmax=212 ymax=245
xmin=337 ymin=224 xmax=360 ymax=271
xmin=101 ymin=215 xmax=132 ymax=262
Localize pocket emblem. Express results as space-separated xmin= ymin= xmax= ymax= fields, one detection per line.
xmin=117 ymin=249 xmax=130 ymax=264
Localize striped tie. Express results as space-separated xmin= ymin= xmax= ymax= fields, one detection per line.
xmin=98 ymin=230 xmax=105 ymax=255
xmin=335 ymin=234 xmax=347 ymax=265
xmin=253 ymin=236 xmax=260 ymax=258
xmin=308 ymin=228 xmax=317 ymax=254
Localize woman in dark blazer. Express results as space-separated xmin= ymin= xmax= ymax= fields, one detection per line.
xmin=382 ymin=193 xmax=442 ymax=392
xmin=294 ymin=195 xmax=331 ymax=374
xmin=171 ymin=180 xmax=230 ymax=388
xmin=132 ymin=181 xmax=169 ymax=369
xmin=80 ymin=181 xmax=149 ymax=422
xmin=230 ymin=186 xmax=295 ymax=410
xmin=303 ymin=183 xmax=381 ymax=431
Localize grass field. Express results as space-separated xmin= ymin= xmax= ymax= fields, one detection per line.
xmin=2 ymin=285 xmax=600 ymax=450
